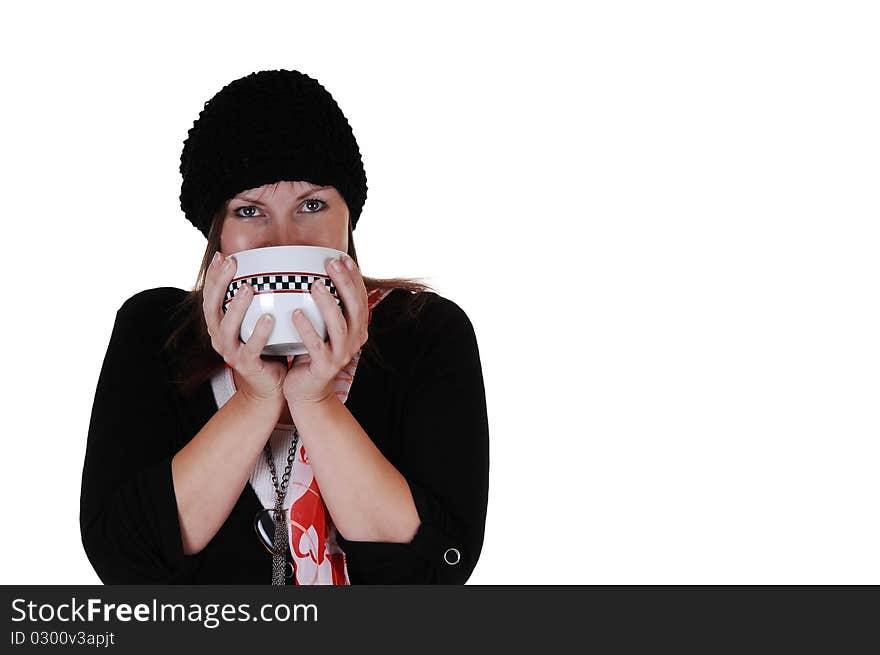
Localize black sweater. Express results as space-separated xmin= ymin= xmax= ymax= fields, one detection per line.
xmin=79 ymin=287 xmax=489 ymax=584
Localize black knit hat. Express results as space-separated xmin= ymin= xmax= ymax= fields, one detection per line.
xmin=179 ymin=69 xmax=368 ymax=239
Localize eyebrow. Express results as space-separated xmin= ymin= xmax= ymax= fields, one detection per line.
xmin=233 ymin=186 xmax=332 ymax=204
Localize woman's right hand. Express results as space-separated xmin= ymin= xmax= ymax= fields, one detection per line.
xmin=203 ymin=251 xmax=288 ymax=404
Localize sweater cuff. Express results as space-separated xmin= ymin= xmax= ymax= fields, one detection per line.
xmin=137 ymin=455 xmax=187 ymax=577
xmin=405 ymin=478 xmax=470 ymax=572
xmin=82 ymin=455 xmax=188 ymax=584
xmin=335 ymin=477 xmax=474 ymax=584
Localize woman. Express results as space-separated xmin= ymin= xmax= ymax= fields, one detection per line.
xmin=79 ymin=69 xmax=490 ymax=585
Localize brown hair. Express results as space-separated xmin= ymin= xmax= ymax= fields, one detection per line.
xmin=162 ymin=204 xmax=436 ymax=398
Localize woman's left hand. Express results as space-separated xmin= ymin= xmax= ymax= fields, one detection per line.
xmin=282 ymin=254 xmax=370 ymax=406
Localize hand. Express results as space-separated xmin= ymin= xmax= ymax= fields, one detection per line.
xmin=283 ymin=254 xmax=370 ymax=406
xmin=202 ymin=252 xmax=288 ymax=404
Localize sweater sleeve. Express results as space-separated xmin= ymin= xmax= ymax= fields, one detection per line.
xmin=79 ymin=291 xmax=190 ymax=584
xmin=336 ymin=297 xmax=490 ymax=584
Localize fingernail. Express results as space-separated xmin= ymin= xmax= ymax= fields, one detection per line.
xmin=212 ymin=251 xmax=220 ymax=265
xmin=344 ymin=256 xmax=355 ymax=271
xmin=225 ymin=256 xmax=234 ymax=269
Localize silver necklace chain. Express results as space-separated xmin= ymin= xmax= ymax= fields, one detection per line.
xmin=265 ymin=428 xmax=299 ymax=585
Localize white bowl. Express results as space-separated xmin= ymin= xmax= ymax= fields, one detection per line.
xmin=223 ymin=245 xmax=346 ymax=356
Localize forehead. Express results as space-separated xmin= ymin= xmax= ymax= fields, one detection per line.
xmin=234 ymin=180 xmax=322 ymax=197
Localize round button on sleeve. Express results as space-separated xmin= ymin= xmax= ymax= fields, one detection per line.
xmin=444 ymin=548 xmax=461 ymax=565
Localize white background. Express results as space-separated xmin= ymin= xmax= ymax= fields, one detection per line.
xmin=1 ymin=1 xmax=878 ymax=585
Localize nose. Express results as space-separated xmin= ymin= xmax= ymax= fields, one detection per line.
xmin=261 ymin=223 xmax=311 ymax=248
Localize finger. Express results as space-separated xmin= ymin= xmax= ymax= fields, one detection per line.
xmin=292 ymin=307 xmax=326 ymax=358
xmin=340 ymin=256 xmax=371 ymax=347
xmin=202 ymin=251 xmax=227 ymax=336
xmin=311 ymin=278 xmax=347 ymax=347
xmin=326 ymin=256 xmax=367 ymax=341
xmin=219 ymin=281 xmax=252 ymax=360
xmin=342 ymin=254 xmax=368 ymax=296
xmin=240 ymin=312 xmax=275 ymax=365
xmin=217 ymin=255 xmax=240 ymax=317
xmin=206 ymin=254 xmax=238 ymax=333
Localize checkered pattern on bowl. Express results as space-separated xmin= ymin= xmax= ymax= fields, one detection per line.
xmin=223 ymin=272 xmax=342 ymax=313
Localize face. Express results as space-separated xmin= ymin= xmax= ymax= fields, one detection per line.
xmin=219 ymin=180 xmax=350 ymax=256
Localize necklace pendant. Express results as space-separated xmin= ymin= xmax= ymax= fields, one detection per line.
xmin=271 ymin=507 xmax=289 ymax=585
xmin=264 ymin=433 xmax=299 ymax=586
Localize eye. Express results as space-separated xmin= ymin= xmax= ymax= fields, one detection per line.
xmin=233 ymin=205 xmax=263 ymax=219
xmin=302 ymin=198 xmax=327 ymax=213
xmin=232 ymin=199 xmax=327 ymax=218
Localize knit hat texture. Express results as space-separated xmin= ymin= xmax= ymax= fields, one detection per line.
xmin=179 ymin=69 xmax=368 ymax=239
